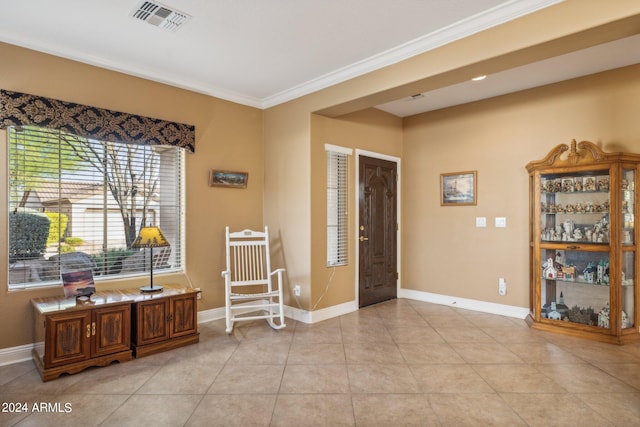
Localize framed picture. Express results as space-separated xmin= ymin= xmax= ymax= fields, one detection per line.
xmin=440 ymin=170 xmax=477 ymax=206
xmin=209 ymin=170 xmax=248 ymax=188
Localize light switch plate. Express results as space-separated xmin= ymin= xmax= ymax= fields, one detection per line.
xmin=495 ymin=217 xmax=507 ymax=228
xmin=475 ymin=217 xmax=487 ymax=228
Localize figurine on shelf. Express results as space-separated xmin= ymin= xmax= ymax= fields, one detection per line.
xmin=584 ymin=262 xmax=597 ymax=283
xmin=598 ymin=304 xmax=610 ymax=328
xmin=575 ymin=179 xmax=583 ymax=192
xmin=585 ymin=202 xmax=594 ymax=213
xmin=573 ymin=228 xmax=582 ymax=241
xmin=562 ymin=178 xmax=575 ymax=192
xmin=543 ymin=258 xmax=557 ymax=279
xmin=597 ymin=176 xmax=610 ymax=192
xmin=545 ymin=180 xmax=555 ymax=193
xmin=554 ymin=179 xmax=562 ymax=192
xmin=597 ymin=260 xmax=605 ymax=284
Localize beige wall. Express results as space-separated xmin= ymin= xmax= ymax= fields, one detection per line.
xmin=309 ymin=109 xmax=402 ymax=310
xmin=3 ymin=0 xmax=640 ymax=351
xmin=0 ymin=42 xmax=264 ymax=348
xmin=402 ymin=65 xmax=640 ymax=307
xmin=264 ymin=0 xmax=640 ymax=316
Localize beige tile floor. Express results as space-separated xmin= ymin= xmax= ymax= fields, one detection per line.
xmin=1 ymin=298 xmax=640 ymax=426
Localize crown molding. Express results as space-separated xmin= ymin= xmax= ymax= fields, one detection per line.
xmin=0 ymin=0 xmax=562 ymax=110
xmin=261 ymin=0 xmax=563 ymax=109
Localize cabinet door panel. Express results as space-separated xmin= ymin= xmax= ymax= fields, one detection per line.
xmin=93 ymin=304 xmax=131 ymax=357
xmin=137 ymin=299 xmax=170 ymax=345
xmin=170 ymin=294 xmax=197 ymax=338
xmin=45 ymin=311 xmax=91 ymax=368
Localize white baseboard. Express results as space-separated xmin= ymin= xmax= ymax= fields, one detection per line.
xmin=0 ymin=343 xmax=34 ymax=367
xmin=284 ymin=300 xmax=358 ymax=324
xmin=399 ymin=288 xmax=529 ymax=319
xmin=0 ymin=291 xmax=527 ymax=367
xmin=197 ymin=306 xmax=226 ymax=324
xmin=196 ymin=300 xmax=359 ymax=325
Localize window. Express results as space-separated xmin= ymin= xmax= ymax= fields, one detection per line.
xmin=8 ymin=126 xmax=184 ymax=289
xmin=326 ymin=144 xmax=352 ymax=266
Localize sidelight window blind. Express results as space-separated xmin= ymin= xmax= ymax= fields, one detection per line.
xmin=326 ymin=144 xmax=352 ymax=267
xmin=7 ymin=125 xmax=185 ymax=289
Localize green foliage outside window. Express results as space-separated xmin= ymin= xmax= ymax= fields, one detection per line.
xmin=9 ymin=212 xmax=50 ymax=263
xmin=44 ymin=212 xmax=68 ymax=245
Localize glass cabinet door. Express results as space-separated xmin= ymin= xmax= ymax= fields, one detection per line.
xmin=540 ymin=248 xmax=610 ymax=327
xmin=622 ymin=168 xmax=636 ymax=330
xmin=622 ymin=251 xmax=635 ymax=330
xmin=539 ymin=170 xmax=611 ymax=328
xmin=540 ymin=173 xmax=610 ymax=245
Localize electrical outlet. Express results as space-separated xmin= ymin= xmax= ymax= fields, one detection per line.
xmin=195 ymin=288 xmax=202 ymax=300
xmin=498 ymin=278 xmax=506 ymax=296
xmin=293 ymin=285 xmax=301 ymax=296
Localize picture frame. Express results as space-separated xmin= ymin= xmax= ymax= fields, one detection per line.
xmin=209 ymin=170 xmax=248 ymax=188
xmin=440 ymin=170 xmax=477 ymax=206
xmin=61 ymin=269 xmax=96 ymax=299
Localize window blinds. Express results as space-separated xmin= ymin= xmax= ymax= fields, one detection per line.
xmin=326 ymin=147 xmax=350 ymax=267
xmin=7 ymin=126 xmax=184 ymax=289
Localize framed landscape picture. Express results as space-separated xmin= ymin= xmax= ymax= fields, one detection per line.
xmin=209 ymin=170 xmax=248 ymax=188
xmin=440 ymin=170 xmax=477 ymax=206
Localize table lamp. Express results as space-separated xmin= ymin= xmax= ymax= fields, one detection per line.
xmin=132 ymin=226 xmax=170 ymax=293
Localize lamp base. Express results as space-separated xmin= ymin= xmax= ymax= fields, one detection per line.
xmin=140 ymin=285 xmax=163 ymax=293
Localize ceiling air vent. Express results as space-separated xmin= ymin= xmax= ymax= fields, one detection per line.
xmin=132 ymin=1 xmax=191 ymax=32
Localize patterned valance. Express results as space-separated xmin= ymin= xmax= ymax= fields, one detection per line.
xmin=0 ymin=89 xmax=195 ymax=153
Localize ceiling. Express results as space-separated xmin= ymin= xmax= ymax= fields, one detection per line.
xmin=0 ymin=0 xmax=638 ymax=117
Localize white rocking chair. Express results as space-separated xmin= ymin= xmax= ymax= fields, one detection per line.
xmin=221 ymin=226 xmax=286 ymax=334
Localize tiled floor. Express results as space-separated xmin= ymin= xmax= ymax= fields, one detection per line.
xmin=1 ymin=298 xmax=640 ymax=426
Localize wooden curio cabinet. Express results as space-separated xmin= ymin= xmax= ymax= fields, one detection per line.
xmin=527 ymin=140 xmax=640 ymax=344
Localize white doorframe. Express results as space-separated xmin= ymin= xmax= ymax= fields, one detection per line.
xmin=354 ymin=149 xmax=401 ymax=307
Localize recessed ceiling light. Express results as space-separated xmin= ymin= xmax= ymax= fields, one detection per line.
xmin=471 ymin=75 xmax=487 ymax=81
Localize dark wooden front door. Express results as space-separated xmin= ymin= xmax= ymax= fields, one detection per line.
xmin=359 ymin=155 xmax=398 ymax=307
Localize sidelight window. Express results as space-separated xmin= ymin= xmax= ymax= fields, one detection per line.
xmin=326 ymin=144 xmax=352 ymax=267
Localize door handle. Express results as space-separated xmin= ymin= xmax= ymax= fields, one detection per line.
xmin=359 ymin=236 xmax=369 ymax=242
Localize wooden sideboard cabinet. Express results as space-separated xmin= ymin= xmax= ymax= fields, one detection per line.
xmin=32 ymin=284 xmax=199 ymax=381
xmin=32 ymin=299 xmax=132 ymax=382
xmin=132 ymin=289 xmax=199 ymax=357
